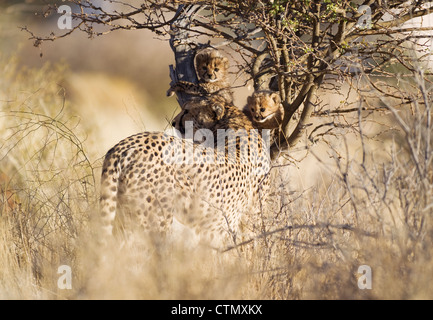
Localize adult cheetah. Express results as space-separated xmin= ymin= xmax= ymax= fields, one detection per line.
xmin=99 ymin=97 xmax=270 ymax=248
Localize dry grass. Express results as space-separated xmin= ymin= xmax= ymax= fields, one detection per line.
xmin=1 ymin=51 xmax=432 ymax=300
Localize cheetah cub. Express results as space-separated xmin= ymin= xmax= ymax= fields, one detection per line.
xmin=167 ymin=48 xmax=234 ymax=103
xmin=244 ymin=90 xmax=284 ymax=130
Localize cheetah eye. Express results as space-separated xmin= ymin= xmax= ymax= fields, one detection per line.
xmin=214 ymin=68 xmax=219 ymax=72
xmin=251 ymin=108 xmax=255 ymax=112
xmin=260 ymin=108 xmax=265 ymax=112
xmin=202 ymin=66 xmax=207 ymax=71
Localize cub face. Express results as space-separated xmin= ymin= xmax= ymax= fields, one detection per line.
xmin=195 ymin=49 xmax=229 ymax=83
xmin=246 ymin=91 xmax=284 ymax=129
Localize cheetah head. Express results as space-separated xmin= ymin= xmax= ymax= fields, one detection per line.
xmin=172 ymin=98 xmax=225 ymax=136
xmin=246 ymin=91 xmax=283 ymax=129
xmin=195 ymin=49 xmax=229 ymax=83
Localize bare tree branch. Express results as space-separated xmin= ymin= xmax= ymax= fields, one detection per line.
xmin=24 ymin=0 xmax=433 ymax=159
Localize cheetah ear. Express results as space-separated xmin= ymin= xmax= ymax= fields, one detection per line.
xmin=270 ymin=92 xmax=281 ymax=104
xmin=212 ymin=103 xmax=225 ymax=120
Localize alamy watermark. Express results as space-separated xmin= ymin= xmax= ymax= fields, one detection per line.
xmin=357 ymin=265 xmax=372 ymax=290
xmin=162 ymin=122 xmax=271 ymax=176
xmin=57 ymin=4 xmax=72 ymax=30
xmin=55 ymin=3 xmax=374 ymax=30
xmin=355 ymin=5 xmax=372 ymax=30
xmin=57 ymin=265 xmax=72 ymax=290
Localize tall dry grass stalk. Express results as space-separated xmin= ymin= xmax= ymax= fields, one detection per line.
xmin=0 ymin=57 xmax=97 ymax=299
xmin=0 ymin=54 xmax=432 ymax=299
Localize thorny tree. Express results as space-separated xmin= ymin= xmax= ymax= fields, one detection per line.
xmin=24 ymin=0 xmax=433 ymax=160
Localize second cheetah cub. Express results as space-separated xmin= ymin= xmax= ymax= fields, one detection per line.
xmin=167 ymin=48 xmax=234 ymax=103
xmin=244 ymin=91 xmax=284 ymax=130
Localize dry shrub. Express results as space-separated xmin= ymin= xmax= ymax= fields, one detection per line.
xmin=235 ymin=68 xmax=433 ymax=299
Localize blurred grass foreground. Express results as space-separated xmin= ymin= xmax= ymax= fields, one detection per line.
xmin=0 ymin=4 xmax=433 ymax=300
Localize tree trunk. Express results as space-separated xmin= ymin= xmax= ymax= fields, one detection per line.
xmin=168 ymin=5 xmax=202 ymax=107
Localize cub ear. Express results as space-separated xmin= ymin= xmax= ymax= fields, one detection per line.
xmin=270 ymin=92 xmax=281 ymax=104
xmin=221 ymin=56 xmax=229 ymax=70
xmin=195 ymin=52 xmax=207 ymax=66
xmin=212 ymin=103 xmax=225 ymax=120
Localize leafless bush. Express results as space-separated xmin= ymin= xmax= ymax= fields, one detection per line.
xmin=230 ymin=63 xmax=433 ymax=299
